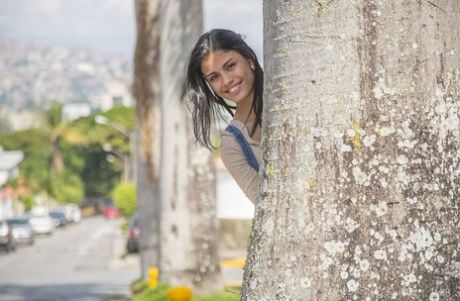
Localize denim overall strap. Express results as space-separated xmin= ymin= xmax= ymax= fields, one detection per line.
xmin=225 ymin=125 xmax=259 ymax=172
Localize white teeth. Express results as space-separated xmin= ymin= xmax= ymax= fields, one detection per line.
xmin=229 ymin=83 xmax=240 ymax=93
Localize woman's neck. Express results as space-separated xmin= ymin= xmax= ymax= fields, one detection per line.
xmin=234 ymin=100 xmax=261 ymax=142
xmin=234 ymin=91 xmax=256 ymax=124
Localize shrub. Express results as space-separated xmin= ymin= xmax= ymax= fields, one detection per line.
xmin=111 ymin=182 xmax=136 ymax=217
xmin=21 ymin=195 xmax=34 ymax=211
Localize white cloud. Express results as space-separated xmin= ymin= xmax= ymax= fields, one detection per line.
xmin=204 ymin=0 xmax=263 ymax=57
xmin=100 ymin=0 xmax=133 ymax=16
xmin=35 ymin=0 xmax=62 ymax=15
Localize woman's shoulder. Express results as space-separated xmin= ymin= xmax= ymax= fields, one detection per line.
xmin=221 ymin=119 xmax=259 ymax=145
xmin=220 ymin=120 xmax=240 ymax=151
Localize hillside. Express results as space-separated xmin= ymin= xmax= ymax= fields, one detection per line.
xmin=0 ymin=39 xmax=132 ymax=110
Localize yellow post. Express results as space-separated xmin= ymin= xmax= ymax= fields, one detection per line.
xmin=148 ymin=267 xmax=159 ymax=289
xmin=167 ymin=286 xmax=193 ymax=301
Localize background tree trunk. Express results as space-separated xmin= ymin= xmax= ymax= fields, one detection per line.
xmin=158 ymin=0 xmax=222 ymax=293
xmin=133 ymin=0 xmax=161 ymax=279
xmin=52 ymin=138 xmax=64 ymax=174
xmin=242 ymin=1 xmax=460 ymax=300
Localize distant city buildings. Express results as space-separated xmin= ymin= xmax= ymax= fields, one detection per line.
xmin=0 ymin=38 xmax=132 ymax=126
xmin=0 ymin=109 xmax=40 ymax=131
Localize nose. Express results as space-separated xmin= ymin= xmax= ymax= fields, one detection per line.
xmin=222 ymin=73 xmax=234 ymax=89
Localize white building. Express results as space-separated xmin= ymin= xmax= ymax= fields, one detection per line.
xmin=0 ymin=150 xmax=23 ymax=187
xmin=91 ymin=81 xmax=133 ymax=111
xmin=0 ymin=149 xmax=24 ymax=219
xmin=61 ymin=102 xmax=92 ymax=122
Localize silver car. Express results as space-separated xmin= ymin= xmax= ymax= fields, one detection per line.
xmin=7 ymin=217 xmax=34 ymax=245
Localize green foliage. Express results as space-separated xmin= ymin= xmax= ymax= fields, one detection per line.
xmin=81 ymin=146 xmax=120 ymax=197
xmin=0 ymin=105 xmax=135 ymax=202
xmin=194 ymin=291 xmax=240 ymax=301
xmin=133 ymin=282 xmax=169 ymax=301
xmin=72 ymin=105 xmax=135 ymax=153
xmin=111 ymin=182 xmax=136 ymax=217
xmin=131 ymin=281 xmax=240 ymax=301
xmin=60 ymin=141 xmax=86 ymax=174
xmin=20 ymin=195 xmax=34 ymax=211
xmin=0 ymin=128 xmax=52 ymax=194
xmin=50 ymin=171 xmax=84 ymax=204
xmin=44 ymin=102 xmax=63 ymax=129
xmin=130 ymin=279 xmax=149 ymax=295
xmin=102 ymin=105 xmax=135 ymax=131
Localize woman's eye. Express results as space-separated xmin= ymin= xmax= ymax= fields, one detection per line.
xmin=208 ymin=75 xmax=217 ymax=82
xmin=227 ymin=62 xmax=236 ymax=70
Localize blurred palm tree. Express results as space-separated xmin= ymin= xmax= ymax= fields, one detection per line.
xmin=44 ymin=102 xmax=87 ymax=174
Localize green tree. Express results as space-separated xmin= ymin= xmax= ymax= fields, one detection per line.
xmin=20 ymin=195 xmax=34 ymax=212
xmin=111 ymin=182 xmax=136 ymax=217
xmin=43 ymin=102 xmax=86 ymax=174
xmin=49 ymin=171 xmax=84 ymax=204
xmin=71 ymin=105 xmax=135 ymax=197
xmin=80 ymin=145 xmax=120 ymax=197
xmin=0 ymin=128 xmax=52 ymax=194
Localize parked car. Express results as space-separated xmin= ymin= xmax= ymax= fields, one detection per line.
xmin=0 ymin=220 xmax=16 ymax=252
xmin=7 ymin=217 xmax=34 ymax=245
xmin=29 ymin=214 xmax=55 ymax=235
xmin=102 ymin=204 xmax=120 ymax=219
xmin=66 ymin=204 xmax=82 ymax=223
xmin=53 ymin=204 xmax=81 ymax=223
xmin=126 ymin=214 xmax=139 ymax=253
xmin=49 ymin=211 xmax=68 ymax=228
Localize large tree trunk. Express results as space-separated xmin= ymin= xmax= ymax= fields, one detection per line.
xmin=133 ymin=0 xmax=161 ymax=279
xmin=158 ymin=0 xmax=222 ymax=293
xmin=242 ymin=1 xmax=460 ymax=300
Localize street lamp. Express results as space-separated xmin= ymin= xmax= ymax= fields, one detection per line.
xmin=95 ymin=115 xmax=135 ymax=182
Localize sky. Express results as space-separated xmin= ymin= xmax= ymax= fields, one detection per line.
xmin=0 ymin=0 xmax=262 ymax=58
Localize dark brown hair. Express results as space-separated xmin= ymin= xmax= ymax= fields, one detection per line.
xmin=186 ymin=29 xmax=263 ymax=149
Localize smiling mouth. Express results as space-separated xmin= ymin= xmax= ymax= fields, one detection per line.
xmin=227 ymin=82 xmax=242 ymax=94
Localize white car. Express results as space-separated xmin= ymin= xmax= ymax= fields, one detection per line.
xmin=54 ymin=204 xmax=82 ymax=223
xmin=29 ymin=214 xmax=55 ymax=235
xmin=67 ymin=204 xmax=82 ymax=223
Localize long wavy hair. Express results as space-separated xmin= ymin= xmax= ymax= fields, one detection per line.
xmin=186 ymin=29 xmax=263 ymax=149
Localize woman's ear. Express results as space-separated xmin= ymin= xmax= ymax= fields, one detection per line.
xmin=249 ymin=60 xmax=255 ymax=71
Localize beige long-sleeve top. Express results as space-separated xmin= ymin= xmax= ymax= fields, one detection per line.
xmin=220 ymin=119 xmax=261 ymax=203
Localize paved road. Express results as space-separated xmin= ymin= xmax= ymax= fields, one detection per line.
xmin=0 ymin=216 xmax=139 ymax=301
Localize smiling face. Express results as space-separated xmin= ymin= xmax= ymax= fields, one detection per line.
xmin=200 ymin=50 xmax=255 ymax=106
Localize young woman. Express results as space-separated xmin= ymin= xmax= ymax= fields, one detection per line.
xmin=186 ymin=29 xmax=263 ymax=203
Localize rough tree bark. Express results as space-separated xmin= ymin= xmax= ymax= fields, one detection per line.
xmin=133 ymin=0 xmax=161 ymax=279
xmin=242 ymin=1 xmax=460 ymax=300
xmin=159 ymin=0 xmax=222 ymax=293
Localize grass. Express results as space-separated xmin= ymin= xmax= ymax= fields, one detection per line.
xmin=131 ymin=281 xmax=240 ymax=301
xmin=133 ymin=282 xmax=169 ymax=301
xmin=193 ymin=290 xmax=240 ymax=301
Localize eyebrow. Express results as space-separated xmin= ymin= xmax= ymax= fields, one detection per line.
xmin=204 ymin=57 xmax=234 ymax=79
